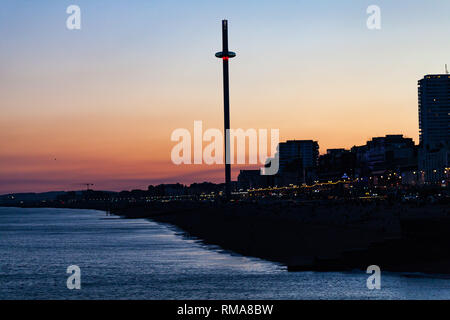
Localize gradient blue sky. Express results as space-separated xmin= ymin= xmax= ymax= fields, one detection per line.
xmin=2 ymin=0 xmax=450 ymax=193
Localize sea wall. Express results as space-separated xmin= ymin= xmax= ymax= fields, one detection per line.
xmin=111 ymin=201 xmax=450 ymax=273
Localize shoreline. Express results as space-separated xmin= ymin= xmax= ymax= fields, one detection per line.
xmin=3 ymin=201 xmax=450 ymax=274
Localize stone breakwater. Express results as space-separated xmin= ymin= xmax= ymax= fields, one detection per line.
xmin=111 ymin=200 xmax=450 ymax=273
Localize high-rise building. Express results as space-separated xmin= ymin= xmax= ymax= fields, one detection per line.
xmin=418 ymin=74 xmax=450 ymax=183
xmin=418 ymin=75 xmax=450 ymax=148
xmin=278 ymin=140 xmax=319 ymax=173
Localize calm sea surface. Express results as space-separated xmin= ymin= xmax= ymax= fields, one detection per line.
xmin=1 ymin=207 xmax=450 ymax=300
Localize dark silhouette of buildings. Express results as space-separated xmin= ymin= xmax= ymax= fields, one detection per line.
xmin=318 ymin=148 xmax=356 ymax=181
xmin=418 ymin=74 xmax=450 ymax=183
xmin=148 ymin=183 xmax=186 ymax=196
xmin=239 ymin=135 xmax=419 ymax=189
xmin=355 ymin=135 xmax=417 ymax=175
xmin=419 ymin=75 xmax=450 ymax=148
xmin=278 ymin=140 xmax=319 ymax=172
xmin=276 ymin=140 xmax=319 ymax=185
xmin=237 ymin=170 xmax=263 ymax=190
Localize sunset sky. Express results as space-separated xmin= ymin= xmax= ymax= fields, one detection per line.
xmin=2 ymin=0 xmax=450 ymax=193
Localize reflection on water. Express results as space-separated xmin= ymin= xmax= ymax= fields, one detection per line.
xmin=1 ymin=207 xmax=450 ymax=300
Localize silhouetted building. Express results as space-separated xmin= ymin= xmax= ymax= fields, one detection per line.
xmin=273 ymin=140 xmax=319 ymax=185
xmin=419 ymin=147 xmax=449 ymax=183
xmin=148 ymin=183 xmax=186 ymax=196
xmin=419 ymin=75 xmax=450 ymax=148
xmin=319 ymin=149 xmax=356 ymax=181
xmin=351 ymin=145 xmax=370 ymax=178
xmin=278 ymin=140 xmax=319 ymax=172
xmin=351 ymin=135 xmax=417 ymax=182
xmin=188 ymin=182 xmax=221 ymax=195
xmin=418 ymin=74 xmax=450 ymax=183
xmin=237 ymin=170 xmax=264 ymax=190
xmin=366 ymin=135 xmax=417 ymax=173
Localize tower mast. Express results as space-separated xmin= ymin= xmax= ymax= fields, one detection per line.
xmin=215 ymin=20 xmax=236 ymax=200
